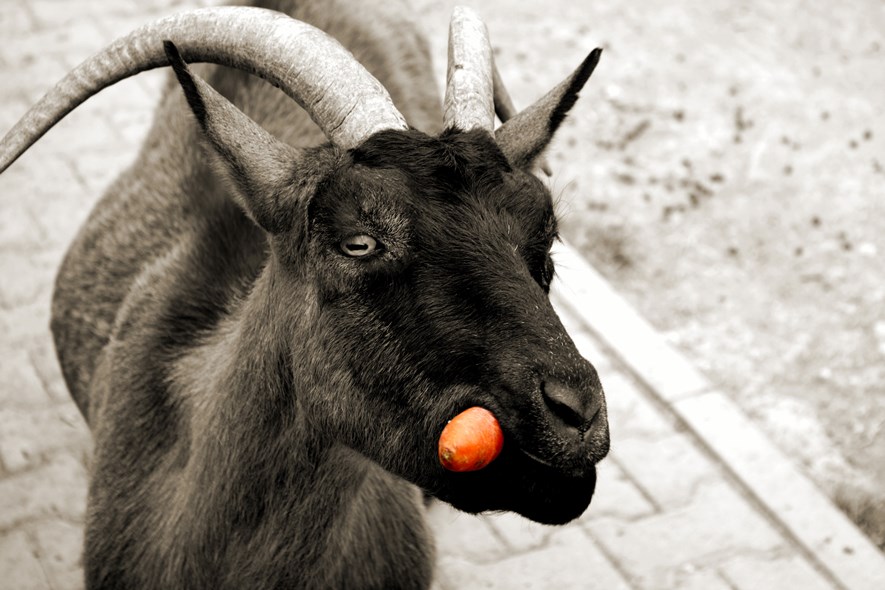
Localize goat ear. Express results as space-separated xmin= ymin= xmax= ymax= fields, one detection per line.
xmin=164 ymin=41 xmax=305 ymax=234
xmin=495 ymin=48 xmax=601 ymax=171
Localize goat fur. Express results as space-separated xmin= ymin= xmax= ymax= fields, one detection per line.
xmin=39 ymin=1 xmax=610 ymax=587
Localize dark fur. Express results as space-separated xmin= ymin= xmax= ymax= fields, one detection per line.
xmin=47 ymin=1 xmax=609 ymax=588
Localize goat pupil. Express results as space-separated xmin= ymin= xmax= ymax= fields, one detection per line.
xmin=341 ymin=235 xmax=377 ymax=257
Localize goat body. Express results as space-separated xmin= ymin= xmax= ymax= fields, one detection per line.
xmin=2 ymin=0 xmax=610 ymax=588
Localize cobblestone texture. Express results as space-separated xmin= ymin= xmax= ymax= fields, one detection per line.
xmin=0 ymin=1 xmax=880 ymax=589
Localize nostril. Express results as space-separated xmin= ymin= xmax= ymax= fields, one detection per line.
xmin=542 ymin=391 xmax=585 ymax=430
xmin=541 ymin=380 xmax=596 ymax=431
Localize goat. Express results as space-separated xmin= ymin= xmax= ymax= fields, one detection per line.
xmin=0 ymin=1 xmax=609 ymax=588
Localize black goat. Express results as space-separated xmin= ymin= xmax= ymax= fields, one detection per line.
xmin=0 ymin=1 xmax=609 ymax=588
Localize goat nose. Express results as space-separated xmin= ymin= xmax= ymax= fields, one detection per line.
xmin=541 ymin=379 xmax=601 ymax=436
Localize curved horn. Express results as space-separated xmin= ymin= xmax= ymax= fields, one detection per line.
xmin=443 ymin=6 xmax=494 ymax=132
xmin=0 ymin=6 xmax=407 ymax=172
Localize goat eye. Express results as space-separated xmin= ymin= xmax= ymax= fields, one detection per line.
xmin=340 ymin=235 xmax=378 ymax=257
xmin=539 ymin=255 xmax=555 ymax=291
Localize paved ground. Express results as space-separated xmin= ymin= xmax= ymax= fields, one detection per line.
xmin=1 ymin=1 xmax=884 ymax=589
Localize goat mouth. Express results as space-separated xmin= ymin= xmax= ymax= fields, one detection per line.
xmin=433 ymin=443 xmax=598 ymax=524
xmin=515 ymin=444 xmax=600 ymax=481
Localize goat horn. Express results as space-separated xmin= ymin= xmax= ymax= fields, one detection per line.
xmin=443 ymin=6 xmax=495 ymax=133
xmin=0 ymin=7 xmax=408 ymax=172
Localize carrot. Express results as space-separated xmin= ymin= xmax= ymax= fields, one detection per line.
xmin=438 ymin=406 xmax=504 ymax=472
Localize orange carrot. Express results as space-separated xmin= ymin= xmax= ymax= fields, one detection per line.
xmin=438 ymin=407 xmax=504 ymax=472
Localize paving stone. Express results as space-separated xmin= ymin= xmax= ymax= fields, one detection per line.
xmin=676 ymin=391 xmax=885 ymax=590
xmin=27 ymin=0 xmax=141 ymax=29
xmin=588 ymin=481 xmax=784 ymax=589
xmin=0 ymin=348 xmax=51 ymax=410
xmin=0 ymin=403 xmax=91 ymax=473
xmin=0 ymin=201 xmax=43 ymax=252
xmin=91 ymin=13 xmax=173 ymax=50
xmin=656 ymin=566 xmax=733 ymax=590
xmin=0 ymin=55 xmax=71 ymax=104
xmin=0 ymin=251 xmax=55 ymax=309
xmin=719 ymin=553 xmax=836 ymax=590
xmin=28 ymin=340 xmax=70 ymax=404
xmin=580 ymin=458 xmax=656 ymax=522
xmin=0 ymin=530 xmax=51 ymax=590
xmin=481 ymin=511 xmax=555 ymax=554
xmin=1 ymin=149 xmax=86 ymax=205
xmin=437 ymin=527 xmax=631 ymax=590
xmin=601 ymin=369 xmax=675 ymax=439
xmin=0 ymin=302 xmax=52 ymax=352
xmin=30 ymin=519 xmax=85 ymax=590
xmin=612 ymin=431 xmax=720 ymax=509
xmin=0 ymin=156 xmax=49 ymax=205
xmin=0 ymin=94 xmax=32 ymax=140
xmin=425 ymin=501 xmax=511 ymax=564
xmin=6 ymin=151 xmax=93 ymax=252
xmin=21 ymin=113 xmax=120 ymax=177
xmin=3 ymin=21 xmax=107 ymax=71
xmin=0 ymin=4 xmax=36 ymax=38
xmin=0 ymin=453 xmax=87 ymax=530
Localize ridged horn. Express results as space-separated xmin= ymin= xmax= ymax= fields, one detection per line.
xmin=0 ymin=6 xmax=408 ymax=173
xmin=443 ymin=6 xmax=494 ymax=132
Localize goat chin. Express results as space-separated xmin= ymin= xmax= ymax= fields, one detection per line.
xmin=0 ymin=0 xmax=610 ymax=587
xmin=436 ymin=454 xmax=599 ymax=526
